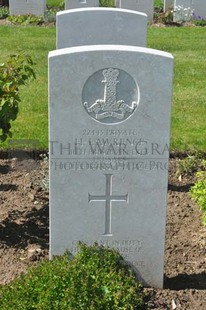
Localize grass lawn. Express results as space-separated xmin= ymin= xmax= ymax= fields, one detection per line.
xmin=0 ymin=23 xmax=205 ymax=151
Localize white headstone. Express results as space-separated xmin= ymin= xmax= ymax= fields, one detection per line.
xmin=174 ymin=0 xmax=206 ymax=21
xmin=116 ymin=0 xmax=154 ymax=22
xmin=9 ymin=0 xmax=46 ymax=16
xmin=49 ymin=44 xmax=174 ymax=289
xmin=65 ymin=0 xmax=99 ymax=9
xmin=164 ymin=0 xmax=174 ymax=12
xmin=57 ymin=8 xmax=148 ymax=49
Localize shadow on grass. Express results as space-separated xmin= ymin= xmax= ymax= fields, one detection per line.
xmin=164 ymin=272 xmax=206 ymax=290
xmin=0 ymin=203 xmax=49 ymax=250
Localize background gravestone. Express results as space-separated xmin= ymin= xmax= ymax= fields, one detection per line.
xmin=57 ymin=8 xmax=148 ymax=49
xmin=174 ymin=0 xmax=206 ymax=21
xmin=65 ymin=0 xmax=99 ymax=9
xmin=164 ymin=0 xmax=173 ymax=11
xmin=116 ymin=0 xmax=154 ymax=22
xmin=49 ymin=44 xmax=174 ymax=288
xmin=9 ymin=0 xmax=46 ymax=16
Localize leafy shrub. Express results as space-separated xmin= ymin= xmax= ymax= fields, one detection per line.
xmin=190 ymin=161 xmax=206 ymax=226
xmin=100 ymin=0 xmax=115 ymax=7
xmin=0 ymin=54 xmax=35 ymax=141
xmin=154 ymin=10 xmax=173 ymax=24
xmin=0 ymin=243 xmax=145 ymax=309
xmin=176 ymin=153 xmax=205 ymax=177
xmin=8 ymin=14 xmax=44 ymax=25
xmin=192 ymin=18 xmax=206 ymax=27
xmin=0 ymin=6 xmax=9 ymax=19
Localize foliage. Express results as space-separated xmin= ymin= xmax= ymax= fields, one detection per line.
xmin=176 ymin=152 xmax=205 ymax=177
xmin=154 ymin=10 xmax=173 ymax=24
xmin=192 ymin=13 xmax=206 ymax=27
xmin=190 ymin=162 xmax=206 ymax=226
xmin=154 ymin=0 xmax=163 ymax=12
xmin=45 ymin=7 xmax=60 ymax=22
xmin=46 ymin=0 xmax=64 ymax=8
xmin=0 ymin=243 xmax=145 ymax=309
xmin=0 ymin=6 xmax=9 ymax=19
xmin=8 ymin=14 xmax=44 ymax=25
xmin=39 ymin=153 xmax=49 ymax=192
xmin=100 ymin=0 xmax=115 ymax=7
xmin=0 ymin=54 xmax=35 ymax=141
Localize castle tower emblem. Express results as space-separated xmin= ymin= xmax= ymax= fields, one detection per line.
xmin=83 ymin=68 xmax=139 ymax=124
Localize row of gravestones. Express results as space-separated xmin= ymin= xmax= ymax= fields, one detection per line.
xmin=9 ymin=0 xmax=154 ymax=22
xmin=49 ymin=7 xmax=174 ymax=289
xmin=9 ymin=0 xmax=206 ymax=22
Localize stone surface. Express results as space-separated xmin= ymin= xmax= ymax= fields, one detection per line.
xmin=57 ymin=8 xmax=147 ymax=49
xmin=164 ymin=0 xmax=174 ymax=11
xmin=65 ymin=0 xmax=99 ymax=9
xmin=9 ymin=0 xmax=46 ymax=16
xmin=174 ymin=0 xmax=206 ymax=21
xmin=49 ymin=44 xmax=174 ymax=289
xmin=116 ymin=0 xmax=154 ymax=22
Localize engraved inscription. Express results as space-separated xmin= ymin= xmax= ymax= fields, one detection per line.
xmin=83 ymin=68 xmax=139 ymax=124
xmin=88 ymin=174 xmax=128 ymax=235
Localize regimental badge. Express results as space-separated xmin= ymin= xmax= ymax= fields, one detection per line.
xmin=82 ymin=68 xmax=140 ymax=124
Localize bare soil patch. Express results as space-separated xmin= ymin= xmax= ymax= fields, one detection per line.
xmin=0 ymin=157 xmax=205 ymax=309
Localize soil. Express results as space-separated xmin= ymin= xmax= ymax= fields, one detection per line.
xmin=0 ymin=157 xmax=205 ymax=309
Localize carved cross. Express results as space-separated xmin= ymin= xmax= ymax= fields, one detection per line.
xmin=88 ymin=174 xmax=128 ymax=235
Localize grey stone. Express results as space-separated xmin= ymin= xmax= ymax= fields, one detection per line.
xmin=49 ymin=44 xmax=174 ymax=288
xmin=57 ymin=8 xmax=147 ymax=49
xmin=9 ymin=0 xmax=46 ymax=16
xmin=164 ymin=0 xmax=174 ymax=11
xmin=174 ymin=0 xmax=206 ymax=21
xmin=65 ymin=0 xmax=99 ymax=9
xmin=116 ymin=0 xmax=154 ymax=22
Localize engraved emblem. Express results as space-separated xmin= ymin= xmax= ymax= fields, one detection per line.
xmin=83 ymin=68 xmax=140 ymax=124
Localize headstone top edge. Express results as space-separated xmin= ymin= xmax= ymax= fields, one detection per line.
xmin=57 ymin=7 xmax=147 ymax=18
xmin=49 ymin=45 xmax=174 ymax=60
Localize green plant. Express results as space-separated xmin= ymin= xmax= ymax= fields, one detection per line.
xmin=192 ymin=19 xmax=206 ymax=27
xmin=176 ymin=152 xmax=205 ymax=177
xmin=154 ymin=9 xmax=173 ymax=24
xmin=100 ymin=0 xmax=115 ymax=7
xmin=154 ymin=0 xmax=163 ymax=13
xmin=47 ymin=0 xmax=64 ymax=8
xmin=0 ymin=243 xmax=145 ymax=309
xmin=0 ymin=54 xmax=35 ymax=141
xmin=39 ymin=153 xmax=49 ymax=192
xmin=45 ymin=7 xmax=60 ymax=22
xmin=0 ymin=6 xmax=9 ymax=19
xmin=8 ymin=14 xmax=44 ymax=25
xmin=190 ymin=167 xmax=206 ymax=226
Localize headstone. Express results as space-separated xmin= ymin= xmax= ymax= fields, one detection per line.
xmin=164 ymin=0 xmax=174 ymax=11
xmin=174 ymin=0 xmax=192 ymax=21
xmin=65 ymin=0 xmax=99 ymax=9
xmin=174 ymin=0 xmax=206 ymax=21
xmin=9 ymin=0 xmax=46 ymax=16
xmin=57 ymin=8 xmax=148 ymax=49
xmin=49 ymin=44 xmax=174 ymax=289
xmin=116 ymin=0 xmax=154 ymax=22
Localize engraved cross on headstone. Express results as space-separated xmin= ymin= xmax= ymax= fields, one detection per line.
xmin=88 ymin=174 xmax=128 ymax=236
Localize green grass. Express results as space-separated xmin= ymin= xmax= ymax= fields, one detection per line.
xmin=0 ymin=25 xmax=205 ymax=151
xmin=147 ymin=27 xmax=206 ymax=151
xmin=0 ymin=26 xmax=56 ymax=150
